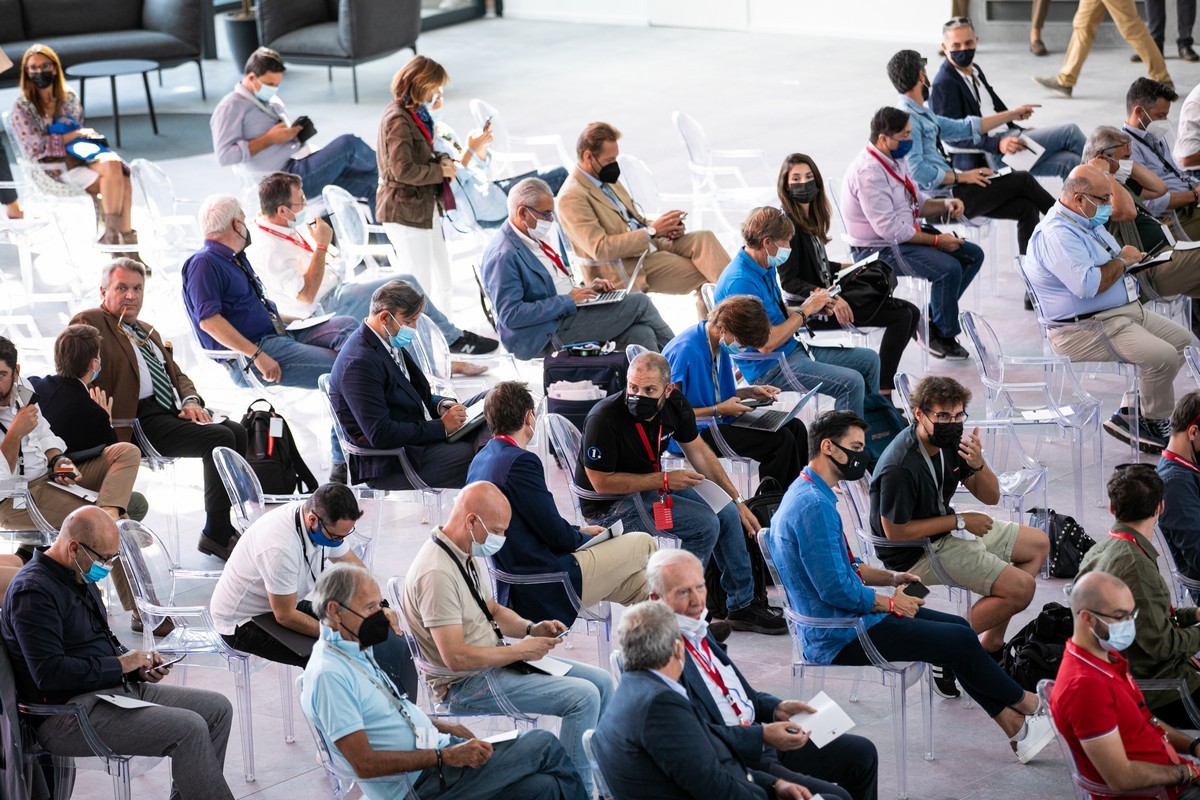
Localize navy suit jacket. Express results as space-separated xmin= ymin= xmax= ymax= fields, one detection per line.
xmin=480 ymin=221 xmax=577 ymax=360
xmin=592 ymin=669 xmax=774 ymax=800
xmin=929 ymin=57 xmax=1010 ymax=171
xmin=328 ymin=323 xmax=451 ymax=484
xmin=466 ymin=438 xmax=589 ymax=625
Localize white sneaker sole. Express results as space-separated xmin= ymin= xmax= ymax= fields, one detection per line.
xmin=1013 ymin=722 xmax=1055 ymax=764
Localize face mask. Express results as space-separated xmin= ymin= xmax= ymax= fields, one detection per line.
xmin=91 ymin=363 xmax=101 ymax=384
xmin=675 ymin=610 xmax=709 ymax=640
xmin=719 ymin=338 xmax=742 ymax=356
xmin=626 ymin=392 xmax=662 ymax=421
xmin=788 ymin=182 xmax=820 ymax=204
xmin=254 ymin=83 xmax=278 ymax=103
xmin=341 ymin=605 xmax=391 ymax=650
xmin=766 ymin=244 xmax=792 ymax=269
xmin=924 ymin=418 xmax=964 ymax=449
xmin=308 ymin=518 xmax=343 ymax=548
xmin=28 ymin=71 xmax=55 ymax=90
xmin=920 ymin=80 xmax=931 ymax=102
xmin=831 ymin=441 xmax=868 ymax=482
xmin=1095 ymin=617 xmax=1136 ymax=652
xmin=597 ymin=161 xmax=621 ymax=184
xmin=387 ymin=315 xmax=417 ymax=350
xmin=427 ymin=103 xmax=442 ymax=123
xmin=1113 ymin=159 xmax=1134 ymax=183
xmin=470 ymin=517 xmax=506 ymax=557
xmin=235 ymin=220 xmax=252 ymax=251
xmin=287 ymin=207 xmax=308 ymax=229
xmin=889 ymin=139 xmax=913 ymax=160
xmin=1081 ymin=195 xmax=1112 ymax=228
xmin=74 ymin=552 xmax=113 ymax=584
xmin=528 ymin=217 xmax=554 ymax=242
xmin=1146 ymin=119 xmax=1173 ymax=142
xmin=948 ymin=48 xmax=975 ymax=68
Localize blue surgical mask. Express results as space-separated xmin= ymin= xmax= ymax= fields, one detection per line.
xmin=74 ymin=553 xmax=113 ymax=584
xmin=889 ymin=139 xmax=913 ymax=160
xmin=308 ymin=519 xmax=343 ymax=548
xmin=427 ymin=103 xmax=442 ymax=124
xmin=388 ymin=316 xmax=417 ymax=350
xmin=766 ymin=245 xmax=791 ymax=269
xmin=1096 ymin=617 xmax=1136 ymax=652
xmin=91 ymin=361 xmax=101 ymax=384
xmin=254 ymin=83 xmax=278 ymax=103
xmin=1083 ymin=196 xmax=1112 ymax=228
xmin=288 ymin=207 xmax=308 ymax=229
xmin=470 ymin=517 xmax=505 ymax=557
xmin=719 ymin=339 xmax=742 ymax=355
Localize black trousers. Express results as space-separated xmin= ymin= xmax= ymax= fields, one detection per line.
xmin=136 ymin=399 xmax=247 ymax=543
xmin=808 ymin=297 xmax=920 ymax=392
xmin=953 ymin=171 xmax=1055 ymax=254
xmin=702 ymin=419 xmax=807 ymax=492
xmin=0 ymin=136 xmax=16 ymax=206
xmin=1145 ymin=0 xmax=1197 ymax=48
xmin=759 ymin=733 xmax=880 ymax=800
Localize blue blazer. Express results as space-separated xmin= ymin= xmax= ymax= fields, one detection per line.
xmin=592 ymin=669 xmax=774 ymax=800
xmin=480 ymin=222 xmax=577 ymax=360
xmin=929 ymin=57 xmax=1009 ymax=171
xmin=328 ymin=323 xmax=451 ymax=485
xmin=465 ymin=438 xmax=589 ymax=625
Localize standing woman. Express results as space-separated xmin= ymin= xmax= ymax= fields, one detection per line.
xmin=777 ymin=153 xmax=919 ymax=398
xmin=10 ymin=44 xmax=134 ymax=246
xmin=377 ymin=56 xmax=456 ymax=310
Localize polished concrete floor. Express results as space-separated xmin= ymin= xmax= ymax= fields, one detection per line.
xmin=5 ymin=11 xmax=1200 ymax=800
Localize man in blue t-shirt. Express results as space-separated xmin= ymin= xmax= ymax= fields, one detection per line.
xmin=1158 ymin=391 xmax=1200 ymax=602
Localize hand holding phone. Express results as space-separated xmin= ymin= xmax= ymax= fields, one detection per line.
xmin=555 ymin=629 xmax=570 ymax=639
xmin=901 ymin=581 xmax=930 ymax=599
xmin=157 ymin=654 xmax=186 ymax=671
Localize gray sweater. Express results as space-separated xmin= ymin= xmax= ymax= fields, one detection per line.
xmin=209 ymin=84 xmax=306 ymax=171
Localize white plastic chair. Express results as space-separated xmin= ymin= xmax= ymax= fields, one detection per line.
xmin=581 ymin=728 xmax=615 ymax=799
xmin=1152 ymin=524 xmax=1200 ymax=607
xmin=129 ymin=158 xmax=202 ymax=274
xmin=468 ymin=98 xmax=572 ymax=178
xmin=670 ymin=111 xmax=774 ymax=233
xmin=410 ymin=313 xmax=511 ymax=398
xmin=321 ymin=184 xmax=399 ymax=276
xmin=112 ymin=416 xmax=183 ymax=568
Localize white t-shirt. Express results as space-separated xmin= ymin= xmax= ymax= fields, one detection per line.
xmin=1177 ymin=82 xmax=1200 ymax=165
xmin=209 ymin=500 xmax=350 ymax=635
xmin=245 ymin=217 xmax=341 ymax=319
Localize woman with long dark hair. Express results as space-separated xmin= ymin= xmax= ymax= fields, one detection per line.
xmin=776 ymin=153 xmax=919 ymax=397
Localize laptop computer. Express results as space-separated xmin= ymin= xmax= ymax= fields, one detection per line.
xmin=730 ymin=384 xmax=823 ymax=432
xmin=576 ymin=252 xmax=647 ymax=307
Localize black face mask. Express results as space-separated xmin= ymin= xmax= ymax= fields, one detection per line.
xmin=831 ymin=442 xmax=868 ymax=482
xmin=920 ymin=80 xmax=931 ymax=102
xmin=626 ymin=392 xmax=662 ymax=422
xmin=340 ymin=605 xmax=390 ymax=650
xmin=948 ymin=48 xmax=975 ymax=68
xmin=28 ymin=71 xmax=55 ymax=90
xmin=788 ymin=181 xmax=820 ymax=204
xmin=925 ymin=419 xmax=964 ymax=450
xmin=597 ymin=161 xmax=621 ymax=184
xmin=235 ymin=220 xmax=252 ymax=252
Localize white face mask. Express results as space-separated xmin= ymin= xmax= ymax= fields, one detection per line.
xmin=674 ymin=609 xmax=709 ymax=640
xmin=528 ymin=217 xmax=553 ymax=242
xmin=1114 ymin=159 xmax=1134 ymax=183
xmin=1146 ymin=118 xmax=1174 ymax=142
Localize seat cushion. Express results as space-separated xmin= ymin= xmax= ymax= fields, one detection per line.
xmin=270 ymin=22 xmax=350 ymax=58
xmin=2 ymin=31 xmax=198 ymax=70
xmin=19 ymin=0 xmax=142 ymax=38
xmin=0 ymin=0 xmax=24 ymax=42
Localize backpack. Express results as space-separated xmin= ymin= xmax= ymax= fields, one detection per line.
xmin=543 ymin=346 xmax=628 ymax=432
xmin=240 ymin=399 xmax=319 ymax=495
xmin=1031 ymin=508 xmax=1096 ymax=578
xmin=1001 ymin=602 xmax=1074 ymax=692
xmin=704 ymin=478 xmax=784 ymax=618
xmin=862 ymin=394 xmax=906 ymax=471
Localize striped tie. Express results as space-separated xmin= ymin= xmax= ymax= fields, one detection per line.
xmin=131 ymin=323 xmax=175 ymax=410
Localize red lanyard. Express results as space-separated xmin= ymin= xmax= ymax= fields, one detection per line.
xmin=866 ymin=147 xmax=920 ymax=225
xmin=493 ymin=435 xmax=520 ymax=447
xmin=682 ymin=637 xmax=748 ymax=723
xmin=256 ymin=223 xmax=313 ymax=254
xmin=1162 ymin=450 xmax=1200 ymax=474
xmin=635 ymin=422 xmax=663 ymax=471
xmin=800 ymin=471 xmax=862 ymax=579
xmin=1108 ymin=530 xmax=1153 ymax=560
xmin=406 ymin=108 xmax=433 ymax=145
xmin=537 ymin=240 xmax=570 ymax=276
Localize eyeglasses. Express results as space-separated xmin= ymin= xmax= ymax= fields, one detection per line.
xmin=1089 ymin=608 xmax=1138 ymax=623
xmin=923 ymin=410 xmax=969 ymax=423
xmin=523 ymin=206 xmax=555 ymax=222
xmin=319 ymin=518 xmax=354 ymax=541
xmin=888 ymin=132 xmax=913 ymax=142
xmin=944 ymin=15 xmax=972 ymax=27
xmin=79 ymin=541 xmax=119 ymax=566
xmin=26 ymin=66 xmax=55 ymax=75
xmin=116 ymin=308 xmax=154 ymax=347
xmin=1081 ymin=192 xmax=1114 ymax=205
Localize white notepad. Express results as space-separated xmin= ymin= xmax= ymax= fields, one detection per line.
xmin=788 ymin=691 xmax=856 ymax=748
xmin=97 ymin=694 xmax=159 ymax=710
xmin=577 ymin=519 xmax=623 ymax=551
xmin=524 ymin=655 xmax=573 ymax=676
xmin=1001 ymin=136 xmax=1045 ymax=173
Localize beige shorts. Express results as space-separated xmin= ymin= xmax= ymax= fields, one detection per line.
xmin=909 ymin=518 xmax=1019 ymax=596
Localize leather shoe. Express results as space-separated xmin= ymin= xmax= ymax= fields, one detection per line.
xmin=1183 ymin=45 xmax=1200 ymax=62
xmin=710 ymin=620 xmax=733 ymax=643
xmin=198 ymin=533 xmax=239 ymax=561
xmin=1029 ymin=39 xmax=1047 ymax=56
xmin=131 ymin=614 xmax=175 ymax=638
xmin=1131 ymin=53 xmax=1143 ymax=63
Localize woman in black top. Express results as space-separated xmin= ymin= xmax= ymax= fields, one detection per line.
xmin=776 ymin=153 xmax=919 ymax=396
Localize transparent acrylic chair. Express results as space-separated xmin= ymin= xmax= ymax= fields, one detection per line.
xmin=116 ymin=519 xmax=295 ymax=783
xmin=411 ymin=313 xmax=509 ymax=398
xmin=1187 ymin=345 xmax=1200 ymax=388
xmin=468 ymin=98 xmax=572 ymax=178
xmin=670 ymin=111 xmax=774 ymax=232
xmin=111 ymin=416 xmax=183 ymax=568
xmin=322 ymin=184 xmax=400 ymax=276
xmin=1153 ymin=524 xmax=1200 ymax=606
xmin=128 ymin=158 xmax=202 ymax=274
xmin=757 ymin=528 xmax=933 ymax=800
xmin=581 ymin=729 xmax=615 ymax=799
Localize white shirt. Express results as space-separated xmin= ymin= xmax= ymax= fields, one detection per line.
xmin=369 ymin=328 xmax=432 ymax=421
xmin=1177 ymin=81 xmax=1200 ymax=166
xmin=508 ymin=220 xmax=574 ymax=296
xmin=208 ymin=500 xmax=350 ymax=635
xmin=120 ymin=322 xmax=174 ymax=402
xmin=244 ymin=217 xmax=341 ymax=319
xmin=682 ymin=628 xmax=756 ymax=726
xmin=0 ymin=379 xmax=66 ymax=491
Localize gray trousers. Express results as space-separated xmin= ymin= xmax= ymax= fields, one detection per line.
xmin=34 ymin=682 xmax=234 ymax=800
xmin=555 ymin=293 xmax=674 ymax=352
xmin=412 ymin=730 xmax=588 ymax=800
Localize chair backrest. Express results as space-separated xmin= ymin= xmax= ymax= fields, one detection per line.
xmin=468 ymin=99 xmax=509 ymax=152
xmin=1153 ymin=524 xmax=1200 ymax=606
xmin=894 ymin=372 xmax=915 ymax=412
xmin=116 ymin=520 xmax=173 ymax=608
xmin=322 ymin=185 xmax=371 ymax=271
xmin=755 ymin=528 xmax=787 ymax=604
xmin=129 ymin=158 xmax=177 ymax=222
xmin=700 ymin=283 xmax=717 ymax=314
xmin=0 ymin=642 xmax=31 ymax=800
xmin=616 ymin=154 xmax=663 ymax=218
xmin=581 ymin=728 xmax=614 ymax=798
xmin=212 ymin=445 xmax=267 ymax=532
xmin=544 ymin=413 xmax=584 ymax=485
xmin=412 ymin=314 xmax=453 ymax=383
xmin=959 ymin=311 xmax=1005 ymax=385
xmin=624 ymin=343 xmax=649 ymax=364
xmin=671 ymin=111 xmax=712 ymax=168
xmin=1187 ymin=345 xmax=1200 ymax=387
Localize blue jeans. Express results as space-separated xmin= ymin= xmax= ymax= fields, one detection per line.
xmin=444 ymin=660 xmax=612 ymax=796
xmin=288 ymin=134 xmax=379 ymax=217
xmin=986 ymin=123 xmax=1085 ymax=181
xmin=756 ymin=345 xmax=881 ymax=417
xmin=857 ymin=242 xmax=984 ymax=339
xmin=321 ymin=272 xmax=462 ymax=342
xmin=412 ymin=730 xmax=587 ymax=800
xmin=589 ymin=488 xmax=753 ymax=611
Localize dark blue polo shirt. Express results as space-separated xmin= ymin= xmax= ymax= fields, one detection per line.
xmin=182 ymin=239 xmax=279 ymax=351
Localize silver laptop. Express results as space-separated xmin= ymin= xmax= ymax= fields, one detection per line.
xmin=730 ymin=384 xmax=823 ymax=432
xmin=577 ymin=252 xmax=647 ymax=307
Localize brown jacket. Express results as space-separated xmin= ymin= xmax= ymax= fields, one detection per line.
xmin=70 ymin=308 xmax=200 ymax=441
xmin=376 ymin=101 xmax=444 ymax=229
xmin=557 ymin=167 xmax=657 ymax=267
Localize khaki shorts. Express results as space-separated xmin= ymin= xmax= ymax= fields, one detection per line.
xmin=909 ymin=519 xmax=1019 ymax=596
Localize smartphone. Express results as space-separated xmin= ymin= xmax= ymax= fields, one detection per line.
xmin=554 ymin=629 xmax=570 ymax=639
xmin=741 ymin=398 xmax=776 ymax=409
xmin=902 ymin=582 xmax=931 ymax=599
xmin=157 ymin=654 xmax=186 ymax=670
xmin=828 ymin=284 xmax=843 ymax=298
xmin=484 ymin=116 xmax=493 ymax=130
xmin=17 ymin=385 xmax=39 ymax=406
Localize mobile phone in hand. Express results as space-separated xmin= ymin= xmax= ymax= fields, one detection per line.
xmin=741 ymin=398 xmax=776 ymax=409
xmin=828 ymin=284 xmax=842 ymax=298
xmin=554 ymin=629 xmax=570 ymax=639
xmin=157 ymin=654 xmax=186 ymax=670
xmin=902 ymin=582 xmax=930 ymax=599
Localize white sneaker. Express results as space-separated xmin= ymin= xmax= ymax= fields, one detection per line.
xmin=1010 ymin=712 xmax=1054 ymax=764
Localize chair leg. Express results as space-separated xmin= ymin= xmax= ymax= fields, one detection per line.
xmin=111 ymin=758 xmax=132 ymax=800
xmin=352 ymin=66 xmax=359 ymax=104
xmin=890 ymin=675 xmax=909 ymax=800
xmin=233 ymin=659 xmax=257 ymax=782
xmin=278 ymin=663 xmax=296 ymax=744
xmin=922 ymin=665 xmax=935 ymax=760
xmin=196 ymin=59 xmax=207 ymax=100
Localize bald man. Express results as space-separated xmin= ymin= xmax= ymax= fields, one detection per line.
xmin=1051 ymin=571 xmax=1200 ymax=796
xmin=0 ymin=507 xmax=234 ymax=800
xmin=401 ymin=482 xmax=614 ymax=797
xmin=1025 ymin=164 xmax=1192 ymax=454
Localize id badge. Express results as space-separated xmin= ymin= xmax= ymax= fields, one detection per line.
xmin=415 ymin=727 xmax=439 ymax=749
xmin=1124 ymin=274 xmax=1138 ymax=303
xmin=12 ymin=480 xmax=27 ymax=510
xmin=269 ymin=416 xmax=284 ymax=439
xmin=653 ymin=493 xmax=673 ymax=531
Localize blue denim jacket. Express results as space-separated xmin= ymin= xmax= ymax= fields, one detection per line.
xmin=896 ymin=94 xmax=980 ymax=191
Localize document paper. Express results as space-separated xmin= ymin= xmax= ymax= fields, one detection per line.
xmin=693 ymin=479 xmax=734 ymax=512
xmin=577 ymin=519 xmax=623 ymax=551
xmin=788 ymin=691 xmax=856 ymax=748
xmin=1001 ymin=136 xmax=1045 ymax=173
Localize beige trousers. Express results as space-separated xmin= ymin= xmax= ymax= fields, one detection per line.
xmin=1147 ymin=246 xmax=1200 ymax=298
xmin=1058 ymin=0 xmax=1171 ymax=87
xmin=580 ymin=231 xmax=729 ymax=295
xmin=1046 ymin=302 xmax=1190 ymax=418
xmin=574 ymin=531 xmax=657 ymax=608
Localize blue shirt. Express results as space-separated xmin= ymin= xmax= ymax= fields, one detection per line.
xmin=301 ymin=625 xmax=449 ymax=800
xmin=896 ymin=94 xmax=981 ymax=191
xmin=181 ymin=239 xmax=280 ymax=351
xmin=1026 ymin=201 xmax=1136 ymax=322
xmin=581 ymin=169 xmax=646 ymax=232
xmin=662 ymin=321 xmax=739 ymax=436
xmin=768 ymin=467 xmax=884 ymax=665
xmin=1157 ymin=453 xmax=1200 ymax=591
xmin=1123 ymin=124 xmax=1197 ymax=218
xmin=713 ymin=249 xmax=794 ymax=384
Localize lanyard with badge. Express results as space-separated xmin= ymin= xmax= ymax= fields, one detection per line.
xmin=683 ymin=636 xmax=753 ymax=725
xmin=917 ymin=444 xmax=951 ymax=516
xmin=1063 ymin=213 xmax=1139 ymax=305
xmin=635 ymin=421 xmax=672 ymax=530
xmin=867 ymin=148 xmax=922 ymax=228
xmin=431 ymin=535 xmax=506 ymax=645
xmin=295 ymin=509 xmax=328 ymax=582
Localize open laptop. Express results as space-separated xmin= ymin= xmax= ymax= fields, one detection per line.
xmin=730 ymin=384 xmax=823 ymax=432
xmin=576 ymin=252 xmax=647 ymax=307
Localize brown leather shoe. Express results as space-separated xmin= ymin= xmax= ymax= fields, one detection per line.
xmin=198 ymin=532 xmax=239 ymax=561
xmin=1029 ymin=38 xmax=1047 ymax=56
xmin=130 ymin=614 xmax=176 ymax=638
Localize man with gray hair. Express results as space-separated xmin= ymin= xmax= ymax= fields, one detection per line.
xmin=301 ymin=564 xmax=587 ymax=800
xmin=591 ymin=600 xmax=809 ymax=799
xmin=479 ymin=177 xmax=674 ymax=360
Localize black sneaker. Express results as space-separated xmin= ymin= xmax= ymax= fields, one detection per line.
xmin=329 ymin=463 xmax=349 ymax=485
xmin=710 ymin=620 xmax=733 ymax=643
xmin=726 ymin=604 xmax=787 ymax=635
xmin=923 ymin=334 xmax=949 ymax=359
xmin=449 ymin=331 xmax=499 ymax=355
xmin=1103 ymin=409 xmax=1167 ymax=454
xmin=938 ymin=336 xmax=970 ymax=360
xmin=931 ymin=663 xmax=961 ymax=699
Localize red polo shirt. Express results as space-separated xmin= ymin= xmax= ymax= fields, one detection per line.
xmin=1051 ymin=640 xmax=1182 ymax=799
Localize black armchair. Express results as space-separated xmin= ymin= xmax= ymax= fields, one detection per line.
xmin=257 ymin=0 xmax=421 ymax=103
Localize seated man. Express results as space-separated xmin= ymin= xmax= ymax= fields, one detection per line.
xmin=1176 ymin=80 xmax=1200 ymax=173
xmin=576 ymin=352 xmax=782 ymax=634
xmin=1026 ymin=164 xmax=1192 ymax=453
xmin=466 ymin=380 xmax=657 ymax=625
xmin=662 ymin=295 xmax=807 ymax=492
xmin=888 ymin=49 xmax=1054 ymax=255
xmin=402 ymin=482 xmax=613 ymax=797
xmin=481 ymin=177 xmax=675 ymax=360
xmin=1159 ymin=391 xmax=1200 ymax=600
xmin=0 ymin=507 xmax=235 ymax=800
xmin=557 ymin=122 xmax=729 ymax=308
xmin=1076 ymin=464 xmax=1200 ymax=729
xmin=932 ymin=16 xmax=1084 ymax=180
xmin=648 ymin=549 xmax=880 ymax=800
xmin=844 ymin=107 xmax=984 ymax=359
xmin=715 ymin=207 xmax=882 ymax=413
xmin=330 ymin=281 xmax=489 ymax=491
xmin=1052 ymin=570 xmax=1200 ymax=797
xmin=302 ymin=564 xmax=588 ymax=800
xmin=1122 ymin=78 xmax=1200 ymax=240
xmin=871 ymin=376 xmax=1048 ymax=696
xmin=247 ymin=171 xmax=497 ymax=359
xmin=210 ymin=47 xmax=379 ymax=215
xmin=772 ymin=410 xmax=1053 ymax=763
xmin=72 ymin=258 xmax=248 ymax=561
xmin=590 ymin=600 xmax=809 ymax=800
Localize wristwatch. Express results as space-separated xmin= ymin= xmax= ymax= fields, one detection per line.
xmin=955 ymin=513 xmax=966 ymax=531
xmin=646 ymin=226 xmax=657 ymax=237
xmin=734 ymin=495 xmax=745 ymax=505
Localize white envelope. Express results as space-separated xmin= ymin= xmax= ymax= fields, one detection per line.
xmin=788 ymin=691 xmax=856 ymax=748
